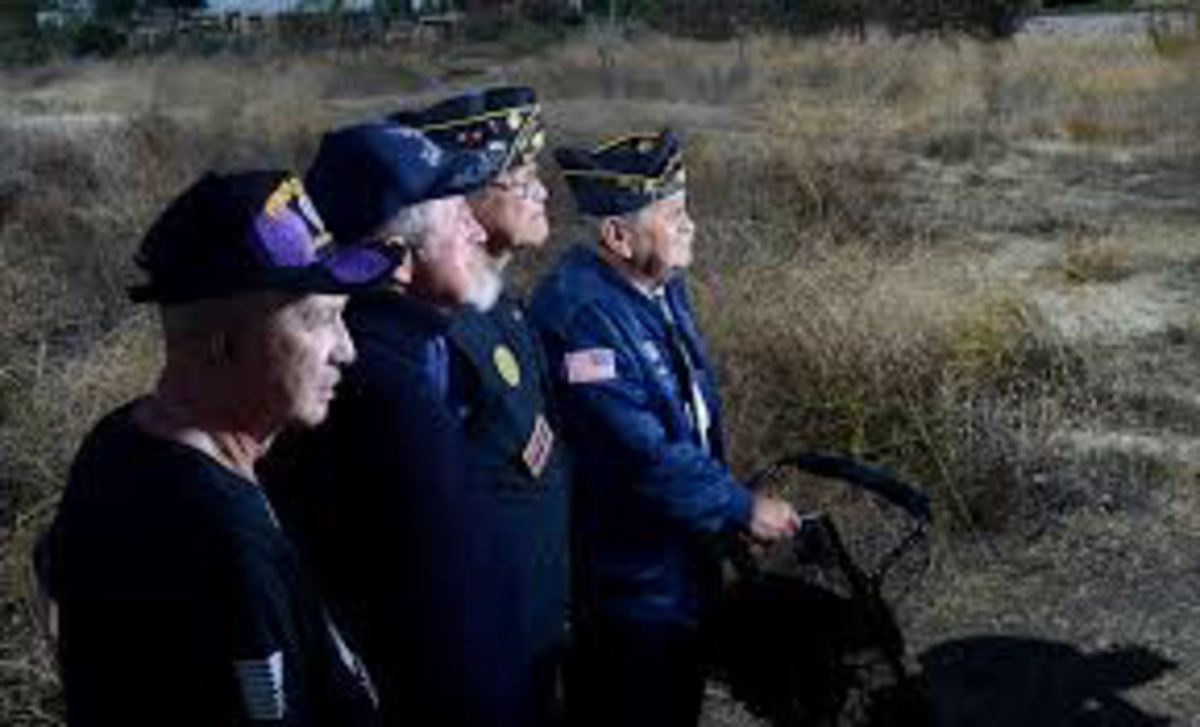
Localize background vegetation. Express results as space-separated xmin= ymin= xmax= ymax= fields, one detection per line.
xmin=5 ymin=7 xmax=1200 ymax=723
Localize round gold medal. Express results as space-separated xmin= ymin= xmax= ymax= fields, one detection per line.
xmin=494 ymin=345 xmax=522 ymax=388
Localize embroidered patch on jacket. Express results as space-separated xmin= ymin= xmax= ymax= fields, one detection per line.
xmin=565 ymin=348 xmax=616 ymax=384
xmin=493 ymin=344 xmax=522 ymax=388
xmin=523 ymin=414 xmax=555 ymax=479
xmin=234 ymin=651 xmax=285 ymax=721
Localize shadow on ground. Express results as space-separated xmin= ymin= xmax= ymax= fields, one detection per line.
xmin=923 ymin=635 xmax=1176 ymax=726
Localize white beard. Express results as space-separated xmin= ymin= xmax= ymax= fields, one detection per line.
xmin=465 ymin=262 xmax=504 ymax=312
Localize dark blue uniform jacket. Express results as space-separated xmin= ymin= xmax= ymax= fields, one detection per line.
xmin=446 ymin=295 xmax=571 ymax=720
xmin=530 ymin=245 xmax=753 ymax=628
xmin=263 ymin=292 xmax=525 ymax=727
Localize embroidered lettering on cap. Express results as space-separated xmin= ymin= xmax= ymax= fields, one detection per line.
xmin=565 ymin=348 xmax=616 ymax=384
xmin=234 ymin=651 xmax=285 ymax=721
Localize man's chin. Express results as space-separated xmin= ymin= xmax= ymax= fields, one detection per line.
xmin=291 ymin=405 xmax=330 ymax=431
xmin=521 ymin=223 xmax=551 ymax=249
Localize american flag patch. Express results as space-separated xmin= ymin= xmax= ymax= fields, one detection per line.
xmin=522 ymin=414 xmax=555 ymax=479
xmin=565 ymin=348 xmax=617 ymax=384
xmin=234 ymin=651 xmax=285 ymax=721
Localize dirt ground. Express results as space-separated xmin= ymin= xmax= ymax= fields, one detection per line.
xmin=699 ymin=131 xmax=1200 ymax=724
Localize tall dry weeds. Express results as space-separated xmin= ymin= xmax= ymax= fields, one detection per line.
xmin=4 ymin=28 xmax=1200 ymax=723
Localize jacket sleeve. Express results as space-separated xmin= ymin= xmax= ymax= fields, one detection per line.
xmin=548 ymin=303 xmax=753 ymax=536
xmin=331 ymin=356 xmax=517 ymax=727
xmin=224 ymin=550 xmax=298 ymax=725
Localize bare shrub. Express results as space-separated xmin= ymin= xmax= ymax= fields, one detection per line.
xmin=1060 ymin=237 xmax=1136 ymax=285
xmin=6 ymin=28 xmax=1200 ymax=722
xmin=696 ymin=235 xmax=1086 ymax=534
xmin=0 ymin=313 xmax=157 ymax=727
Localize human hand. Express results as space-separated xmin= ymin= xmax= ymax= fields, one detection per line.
xmin=748 ymin=495 xmax=800 ymax=542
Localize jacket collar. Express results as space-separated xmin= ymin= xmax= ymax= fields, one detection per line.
xmin=565 ymin=244 xmax=689 ymax=326
xmin=345 ymin=289 xmax=451 ymax=344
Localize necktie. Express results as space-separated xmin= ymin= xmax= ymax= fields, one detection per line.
xmin=655 ymin=293 xmax=711 ymax=453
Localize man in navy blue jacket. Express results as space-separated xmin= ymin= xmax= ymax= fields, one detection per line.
xmin=393 ymin=86 xmax=570 ymax=726
xmin=261 ymin=122 xmax=529 ymax=727
xmin=531 ymin=129 xmax=800 ymax=727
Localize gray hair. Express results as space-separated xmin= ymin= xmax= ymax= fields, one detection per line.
xmin=588 ymin=207 xmax=648 ymax=245
xmin=374 ymin=200 xmax=438 ymax=251
xmin=159 ymin=292 xmax=287 ymax=365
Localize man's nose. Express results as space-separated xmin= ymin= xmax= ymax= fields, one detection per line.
xmin=681 ymin=215 xmax=696 ymax=238
xmin=466 ymin=213 xmax=488 ymax=246
xmin=332 ymin=316 xmax=356 ymax=366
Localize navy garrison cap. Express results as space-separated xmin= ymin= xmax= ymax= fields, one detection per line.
xmin=129 ymin=170 xmax=400 ymax=305
xmin=305 ymin=121 xmax=492 ymax=244
xmin=391 ymin=86 xmax=545 ymax=181
xmin=555 ymin=129 xmax=686 ymax=217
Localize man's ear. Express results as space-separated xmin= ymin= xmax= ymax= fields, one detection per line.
xmin=377 ymin=235 xmax=416 ymax=287
xmin=392 ymin=247 xmax=415 ymax=286
xmin=599 ymin=217 xmax=633 ymax=261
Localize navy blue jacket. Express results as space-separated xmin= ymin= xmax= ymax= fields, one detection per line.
xmin=530 ymin=245 xmax=753 ymax=628
xmin=263 ymin=292 xmax=526 ymax=727
xmin=446 ymin=295 xmax=571 ymax=718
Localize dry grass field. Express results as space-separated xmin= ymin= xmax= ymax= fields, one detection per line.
xmin=4 ymin=24 xmax=1200 ymax=725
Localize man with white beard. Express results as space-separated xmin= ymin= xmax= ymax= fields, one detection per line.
xmin=393 ymin=86 xmax=570 ymax=727
xmin=261 ymin=122 xmax=521 ymax=727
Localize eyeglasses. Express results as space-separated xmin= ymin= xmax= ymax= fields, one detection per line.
xmin=490 ymin=174 xmax=544 ymax=201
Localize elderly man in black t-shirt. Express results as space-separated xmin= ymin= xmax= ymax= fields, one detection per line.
xmin=36 ymin=171 xmax=399 ymax=725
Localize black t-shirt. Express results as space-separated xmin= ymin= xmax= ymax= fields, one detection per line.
xmin=39 ymin=402 xmax=377 ymax=726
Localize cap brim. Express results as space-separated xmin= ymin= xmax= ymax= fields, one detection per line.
xmin=128 ymin=242 xmax=401 ymax=305
xmin=271 ymin=242 xmax=401 ymax=295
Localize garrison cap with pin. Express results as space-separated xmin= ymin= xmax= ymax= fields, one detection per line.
xmin=391 ymin=86 xmax=546 ymax=181
xmin=128 ymin=170 xmax=401 ymax=305
xmin=554 ymin=129 xmax=686 ymax=217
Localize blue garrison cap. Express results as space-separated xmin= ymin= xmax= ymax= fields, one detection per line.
xmin=391 ymin=86 xmax=545 ymax=181
xmin=305 ymin=121 xmax=492 ymax=245
xmin=554 ymin=129 xmax=686 ymax=217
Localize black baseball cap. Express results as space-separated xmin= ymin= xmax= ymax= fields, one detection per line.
xmin=129 ymin=170 xmax=401 ymax=305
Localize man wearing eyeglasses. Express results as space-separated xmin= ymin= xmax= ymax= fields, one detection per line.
xmin=392 ymin=86 xmax=569 ymax=727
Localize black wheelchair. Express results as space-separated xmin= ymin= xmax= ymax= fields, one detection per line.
xmin=709 ymin=452 xmax=933 ymax=726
